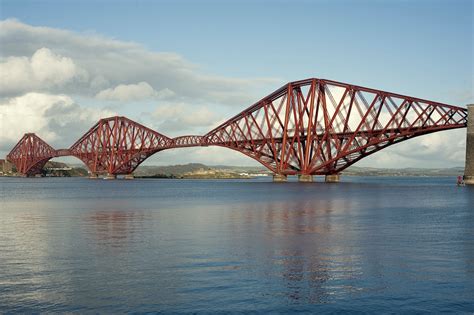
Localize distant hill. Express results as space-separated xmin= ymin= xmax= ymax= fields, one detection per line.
xmin=40 ymin=162 xmax=465 ymax=178
xmin=133 ymin=163 xmax=212 ymax=177
xmin=43 ymin=161 xmax=88 ymax=177
xmin=343 ymin=166 xmax=464 ymax=177
xmin=133 ymin=163 xmax=464 ymax=177
xmin=209 ymin=165 xmax=268 ymax=172
xmin=133 ymin=163 xmax=254 ymax=179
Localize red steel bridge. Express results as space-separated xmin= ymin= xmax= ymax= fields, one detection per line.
xmin=6 ymin=78 xmax=468 ymax=181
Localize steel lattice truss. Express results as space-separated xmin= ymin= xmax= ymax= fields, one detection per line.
xmin=6 ymin=78 xmax=469 ymax=176
xmin=173 ymin=135 xmax=204 ymax=147
xmin=6 ymin=133 xmax=57 ymax=176
xmin=204 ymin=79 xmax=468 ymax=175
xmin=69 ymin=116 xmax=172 ymax=175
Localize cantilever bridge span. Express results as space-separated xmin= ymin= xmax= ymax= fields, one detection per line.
xmin=6 ymin=78 xmax=469 ymax=180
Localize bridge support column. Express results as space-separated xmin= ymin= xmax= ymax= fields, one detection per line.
xmin=273 ymin=174 xmax=287 ymax=182
xmin=105 ymin=173 xmax=117 ymax=180
xmin=298 ymin=175 xmax=313 ymax=182
xmin=464 ymin=104 xmax=474 ymax=185
xmin=88 ymin=173 xmax=98 ymax=179
xmin=325 ymin=174 xmax=340 ymax=183
xmin=124 ymin=174 xmax=134 ymax=180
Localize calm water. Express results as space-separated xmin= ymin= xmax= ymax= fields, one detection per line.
xmin=0 ymin=176 xmax=473 ymax=313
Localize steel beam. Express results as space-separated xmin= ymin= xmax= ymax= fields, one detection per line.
xmin=5 ymin=78 xmax=469 ymax=179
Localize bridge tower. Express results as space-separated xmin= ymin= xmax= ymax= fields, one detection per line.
xmin=464 ymin=104 xmax=474 ymax=185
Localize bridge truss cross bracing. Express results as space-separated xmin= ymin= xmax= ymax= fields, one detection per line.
xmin=6 ymin=78 xmax=468 ymax=177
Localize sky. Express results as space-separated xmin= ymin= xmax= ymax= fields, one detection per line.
xmin=0 ymin=0 xmax=473 ymax=168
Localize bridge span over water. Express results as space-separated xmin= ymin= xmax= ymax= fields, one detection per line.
xmin=6 ymin=78 xmax=473 ymax=183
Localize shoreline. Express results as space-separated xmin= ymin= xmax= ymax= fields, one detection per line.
xmin=0 ymin=173 xmax=464 ymax=179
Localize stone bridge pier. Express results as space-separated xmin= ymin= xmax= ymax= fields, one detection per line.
xmin=464 ymin=104 xmax=474 ymax=184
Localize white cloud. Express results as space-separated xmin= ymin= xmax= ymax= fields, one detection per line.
xmin=147 ymin=146 xmax=259 ymax=166
xmin=152 ymin=103 xmax=220 ymax=135
xmin=357 ymin=129 xmax=466 ymax=168
xmin=154 ymin=103 xmax=215 ymax=126
xmin=0 ymin=47 xmax=86 ymax=95
xmin=96 ymin=82 xmax=174 ymax=101
xmin=0 ymin=19 xmax=279 ymax=105
xmin=0 ymin=92 xmax=114 ymax=151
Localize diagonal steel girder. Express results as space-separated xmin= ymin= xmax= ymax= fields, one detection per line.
xmin=6 ymin=78 xmax=468 ymax=176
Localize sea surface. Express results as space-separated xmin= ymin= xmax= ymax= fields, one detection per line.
xmin=0 ymin=176 xmax=473 ymax=313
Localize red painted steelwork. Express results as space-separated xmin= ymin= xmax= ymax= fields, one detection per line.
xmin=69 ymin=116 xmax=172 ymax=175
xmin=6 ymin=133 xmax=57 ymax=176
xmin=204 ymin=79 xmax=467 ymax=175
xmin=6 ymin=78 xmax=468 ymax=177
xmin=173 ymin=135 xmax=205 ymax=147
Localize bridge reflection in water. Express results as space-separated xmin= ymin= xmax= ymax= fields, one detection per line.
xmin=1 ymin=177 xmax=472 ymax=311
xmin=6 ymin=78 xmax=468 ymax=181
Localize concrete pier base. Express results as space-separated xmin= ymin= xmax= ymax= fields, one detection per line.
xmin=463 ymin=176 xmax=474 ymax=185
xmin=124 ymin=174 xmax=134 ymax=180
xmin=325 ymin=174 xmax=340 ymax=183
xmin=298 ymin=174 xmax=313 ymax=182
xmin=273 ymin=174 xmax=287 ymax=182
xmin=105 ymin=173 xmax=117 ymax=180
xmin=464 ymin=104 xmax=474 ymax=185
xmin=88 ymin=173 xmax=98 ymax=179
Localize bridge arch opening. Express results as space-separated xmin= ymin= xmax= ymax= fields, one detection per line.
xmin=353 ymin=128 xmax=467 ymax=169
xmin=37 ymin=156 xmax=93 ymax=177
xmin=131 ymin=146 xmax=262 ymax=170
